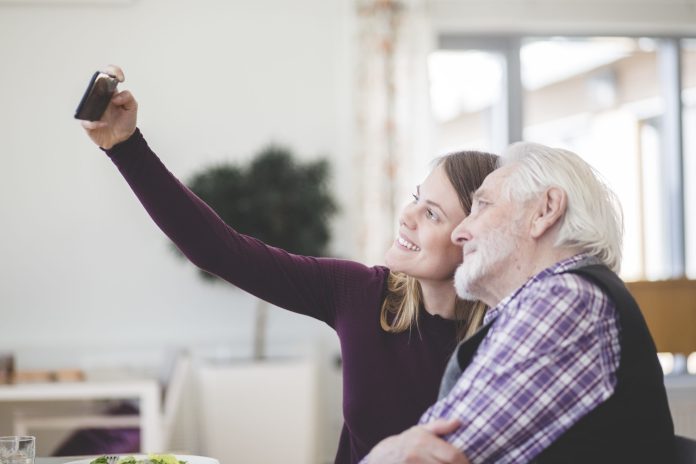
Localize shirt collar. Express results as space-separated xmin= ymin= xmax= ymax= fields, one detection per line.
xmin=483 ymin=252 xmax=598 ymax=324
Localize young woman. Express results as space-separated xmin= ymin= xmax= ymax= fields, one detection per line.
xmin=81 ymin=66 xmax=498 ymax=464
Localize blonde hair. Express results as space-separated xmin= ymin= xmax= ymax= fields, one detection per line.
xmin=381 ymin=272 xmax=488 ymax=339
xmin=380 ymin=150 xmax=498 ymax=341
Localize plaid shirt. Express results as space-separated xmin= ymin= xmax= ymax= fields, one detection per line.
xmin=419 ymin=253 xmax=621 ymax=463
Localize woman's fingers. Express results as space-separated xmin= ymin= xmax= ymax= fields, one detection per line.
xmin=422 ymin=419 xmax=461 ymax=436
xmin=112 ymin=90 xmax=137 ymax=110
xmin=81 ymin=120 xmax=108 ymax=130
xmin=103 ymin=64 xmax=125 ymax=82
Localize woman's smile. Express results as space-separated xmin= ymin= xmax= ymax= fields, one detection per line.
xmin=396 ymin=235 xmax=421 ymax=251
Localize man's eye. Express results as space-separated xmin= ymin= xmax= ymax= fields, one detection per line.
xmin=471 ymin=199 xmax=487 ymax=214
xmin=412 ymin=193 xmax=419 ymax=203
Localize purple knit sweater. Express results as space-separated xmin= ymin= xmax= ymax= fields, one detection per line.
xmin=105 ymin=129 xmax=458 ymax=463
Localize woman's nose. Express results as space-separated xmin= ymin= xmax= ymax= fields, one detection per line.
xmin=400 ymin=204 xmax=417 ymax=229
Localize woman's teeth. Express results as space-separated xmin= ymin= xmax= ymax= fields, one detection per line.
xmin=398 ymin=237 xmax=421 ymax=251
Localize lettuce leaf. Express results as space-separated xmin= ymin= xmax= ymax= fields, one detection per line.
xmin=90 ymin=454 xmax=186 ymax=464
xmin=147 ymin=454 xmax=186 ymax=464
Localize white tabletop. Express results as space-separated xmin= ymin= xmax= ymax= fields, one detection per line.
xmin=0 ymin=380 xmax=158 ymax=400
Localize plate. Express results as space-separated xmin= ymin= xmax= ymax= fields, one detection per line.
xmin=64 ymin=456 xmax=219 ymax=464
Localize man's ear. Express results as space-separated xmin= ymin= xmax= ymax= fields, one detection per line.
xmin=530 ymin=187 xmax=567 ymax=239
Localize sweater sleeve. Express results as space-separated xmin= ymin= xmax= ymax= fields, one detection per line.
xmin=104 ymin=129 xmax=370 ymax=327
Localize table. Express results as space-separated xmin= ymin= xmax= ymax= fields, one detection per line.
xmin=37 ymin=458 xmax=83 ymax=464
xmin=0 ymin=380 xmax=162 ymax=453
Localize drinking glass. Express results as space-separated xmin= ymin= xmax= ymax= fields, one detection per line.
xmin=0 ymin=436 xmax=35 ymax=464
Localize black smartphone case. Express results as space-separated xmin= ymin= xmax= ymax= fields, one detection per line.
xmin=74 ymin=72 xmax=118 ymax=121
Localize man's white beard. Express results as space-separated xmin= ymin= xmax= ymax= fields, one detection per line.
xmin=454 ymin=226 xmax=517 ymax=301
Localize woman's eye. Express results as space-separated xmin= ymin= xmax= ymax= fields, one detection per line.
xmin=426 ymin=209 xmax=438 ymax=221
xmin=412 ymin=193 xmax=419 ymax=203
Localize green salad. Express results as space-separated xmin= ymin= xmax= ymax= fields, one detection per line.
xmin=90 ymin=454 xmax=186 ymax=464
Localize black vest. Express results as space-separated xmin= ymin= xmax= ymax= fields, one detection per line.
xmin=453 ymin=264 xmax=675 ymax=463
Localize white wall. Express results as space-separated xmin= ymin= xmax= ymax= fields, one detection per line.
xmin=0 ymin=0 xmax=354 ymax=368
xmin=1 ymin=4 xmax=352 ymax=459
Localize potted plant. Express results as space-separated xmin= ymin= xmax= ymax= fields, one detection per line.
xmin=185 ymin=144 xmax=338 ymax=359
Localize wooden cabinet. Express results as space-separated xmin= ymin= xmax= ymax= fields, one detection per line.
xmin=626 ymin=279 xmax=696 ymax=354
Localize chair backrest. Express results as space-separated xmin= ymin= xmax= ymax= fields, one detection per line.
xmin=676 ymin=435 xmax=696 ymax=464
xmin=160 ymin=352 xmax=192 ymax=449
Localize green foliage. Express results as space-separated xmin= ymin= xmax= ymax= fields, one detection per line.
xmin=185 ymin=144 xmax=338 ymax=281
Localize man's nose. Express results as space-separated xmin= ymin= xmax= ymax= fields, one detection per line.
xmin=451 ymin=217 xmax=472 ymax=246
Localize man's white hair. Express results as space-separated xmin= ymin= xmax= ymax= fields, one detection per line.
xmin=499 ymin=141 xmax=624 ymax=273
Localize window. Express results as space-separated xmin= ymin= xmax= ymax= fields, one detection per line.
xmin=431 ymin=35 xmax=693 ymax=280
xmin=682 ymin=38 xmax=696 ymax=278
xmin=521 ymin=37 xmax=662 ymax=280
xmin=429 ymin=50 xmax=506 ymax=154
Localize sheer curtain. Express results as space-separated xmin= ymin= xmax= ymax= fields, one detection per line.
xmin=354 ymin=0 xmax=436 ymax=265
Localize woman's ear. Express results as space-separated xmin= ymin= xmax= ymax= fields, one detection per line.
xmin=530 ymin=187 xmax=567 ymax=239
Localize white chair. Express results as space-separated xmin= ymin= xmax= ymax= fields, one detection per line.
xmin=197 ymin=358 xmax=320 ymax=464
xmin=12 ymin=352 xmax=192 ymax=454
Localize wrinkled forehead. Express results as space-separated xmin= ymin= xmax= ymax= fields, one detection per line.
xmin=476 ymin=164 xmax=518 ymax=197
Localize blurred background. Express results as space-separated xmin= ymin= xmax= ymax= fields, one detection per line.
xmin=1 ymin=0 xmax=696 ymax=462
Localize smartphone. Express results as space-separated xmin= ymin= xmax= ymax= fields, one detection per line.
xmin=74 ymin=71 xmax=119 ymax=121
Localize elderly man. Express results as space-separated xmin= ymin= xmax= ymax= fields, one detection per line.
xmin=364 ymin=142 xmax=675 ymax=463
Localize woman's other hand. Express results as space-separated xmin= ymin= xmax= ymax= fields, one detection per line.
xmin=81 ymin=65 xmax=138 ymax=149
xmin=365 ymin=419 xmax=469 ymax=464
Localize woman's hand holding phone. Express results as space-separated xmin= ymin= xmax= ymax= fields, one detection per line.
xmin=80 ymin=65 xmax=138 ymax=150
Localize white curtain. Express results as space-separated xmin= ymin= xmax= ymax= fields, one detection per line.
xmin=354 ymin=0 xmax=436 ymax=265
